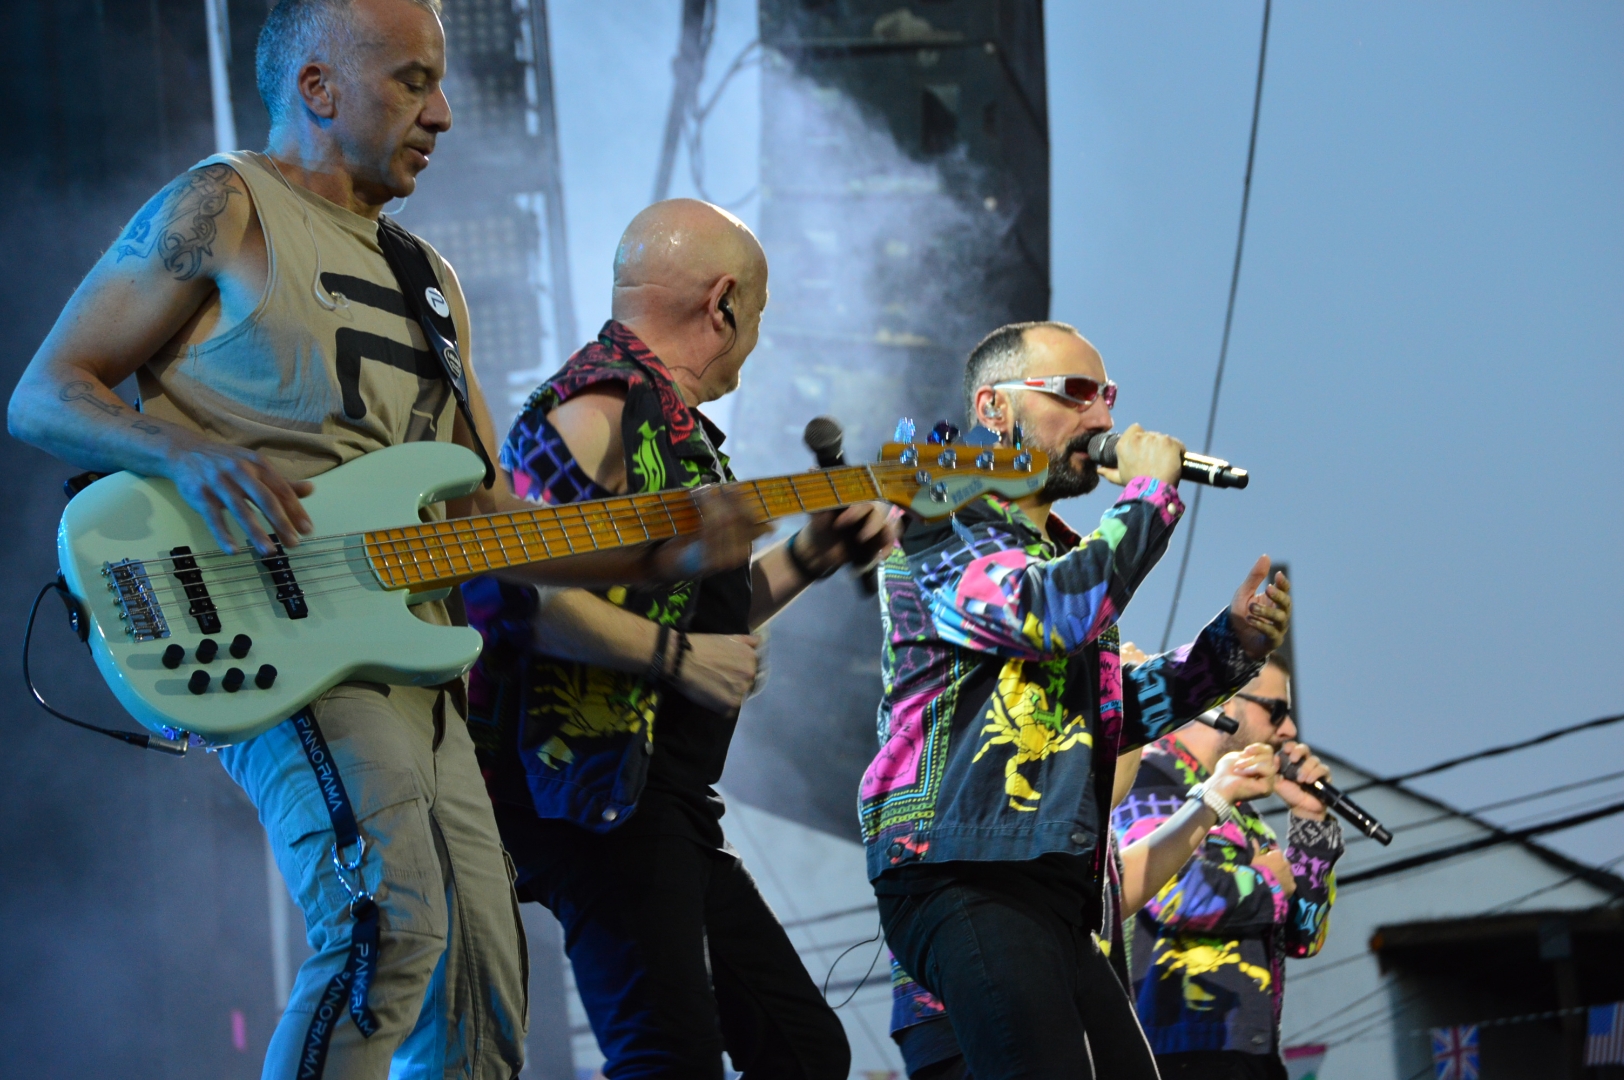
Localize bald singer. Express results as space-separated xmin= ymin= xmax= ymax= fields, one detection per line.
xmin=460 ymin=199 xmax=896 ymax=1079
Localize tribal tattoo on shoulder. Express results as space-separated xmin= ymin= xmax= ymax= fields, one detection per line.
xmin=116 ymin=164 xmax=239 ymax=281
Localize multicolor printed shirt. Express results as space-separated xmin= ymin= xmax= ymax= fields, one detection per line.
xmin=463 ymin=321 xmax=747 ymax=833
xmin=1113 ymin=736 xmax=1344 ymax=1056
xmin=859 ymin=482 xmax=1262 ymax=881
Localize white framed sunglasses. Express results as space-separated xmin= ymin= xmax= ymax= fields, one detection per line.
xmin=991 ymin=375 xmax=1118 ymax=410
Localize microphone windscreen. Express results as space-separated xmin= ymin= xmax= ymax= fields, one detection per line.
xmin=804 ymin=416 xmax=843 ymax=455
xmin=1085 ymin=431 xmax=1120 ymax=468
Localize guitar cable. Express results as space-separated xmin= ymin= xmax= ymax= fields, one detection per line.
xmin=23 ymin=578 xmax=188 ymax=755
xmin=820 ymin=917 xmax=886 ymax=1010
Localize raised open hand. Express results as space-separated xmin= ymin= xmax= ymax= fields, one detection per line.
xmin=1228 ymin=555 xmax=1291 ymax=660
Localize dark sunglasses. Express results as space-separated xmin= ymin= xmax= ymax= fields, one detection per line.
xmin=991 ymin=375 xmax=1118 ymax=410
xmin=1235 ymin=693 xmax=1292 ymax=726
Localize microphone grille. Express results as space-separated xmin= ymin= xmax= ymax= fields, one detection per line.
xmin=1085 ymin=431 xmax=1119 ymax=467
xmin=803 ymin=415 xmax=844 ymax=453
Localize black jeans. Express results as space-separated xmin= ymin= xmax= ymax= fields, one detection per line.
xmin=879 ymin=883 xmax=1159 ymax=1080
xmin=496 ymin=803 xmax=850 ymax=1080
xmin=1156 ymin=1052 xmax=1286 ymax=1080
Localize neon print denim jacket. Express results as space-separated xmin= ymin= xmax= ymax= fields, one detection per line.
xmin=462 ymin=321 xmax=738 ymax=830
xmin=858 ymin=481 xmax=1263 ymax=881
xmin=1113 ymin=737 xmax=1343 ymax=1056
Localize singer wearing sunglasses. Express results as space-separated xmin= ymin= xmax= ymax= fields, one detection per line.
xmin=1114 ymin=651 xmax=1343 ymax=1080
xmin=859 ymin=320 xmax=1293 ymax=1080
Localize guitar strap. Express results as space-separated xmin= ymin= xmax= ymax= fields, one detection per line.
xmin=374 ymin=214 xmax=496 ymax=489
xmin=292 ymin=707 xmax=381 ymax=1075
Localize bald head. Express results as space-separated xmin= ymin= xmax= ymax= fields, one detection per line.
xmin=609 ymin=200 xmax=769 ymax=404
xmin=612 ymin=199 xmax=766 ymax=321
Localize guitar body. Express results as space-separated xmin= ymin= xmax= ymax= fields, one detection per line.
xmin=55 ymin=434 xmax=1047 ymax=747
xmin=58 ymin=442 xmax=489 ymax=745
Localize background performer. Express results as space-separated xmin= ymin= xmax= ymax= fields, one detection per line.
xmin=463 ymin=198 xmax=895 ymax=1080
xmin=1116 ymin=653 xmax=1341 ymax=1080
xmin=889 ymin=725 xmax=1287 ymax=1080
xmin=858 ymin=320 xmax=1291 ymax=1080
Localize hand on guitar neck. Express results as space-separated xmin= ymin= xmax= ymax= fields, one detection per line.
xmin=641 ymin=486 xmax=771 ymax=584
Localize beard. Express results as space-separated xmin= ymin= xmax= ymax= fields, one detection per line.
xmin=1037 ymin=432 xmax=1102 ymax=501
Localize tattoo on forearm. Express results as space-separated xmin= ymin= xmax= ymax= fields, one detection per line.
xmin=60 ymin=380 xmax=126 ymax=417
xmin=115 ymin=163 xmax=238 ymax=282
xmin=60 ymin=380 xmax=163 ymax=436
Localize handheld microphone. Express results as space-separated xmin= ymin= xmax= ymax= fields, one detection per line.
xmin=1278 ymin=753 xmax=1393 ymax=846
xmin=804 ymin=416 xmax=845 ymax=469
xmin=802 ymin=417 xmax=880 ymax=596
xmin=1085 ymin=432 xmax=1250 ymax=489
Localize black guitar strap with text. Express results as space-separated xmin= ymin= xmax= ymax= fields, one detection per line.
xmin=292 ymin=706 xmax=381 ymax=1077
xmin=375 ymin=215 xmax=496 ymax=488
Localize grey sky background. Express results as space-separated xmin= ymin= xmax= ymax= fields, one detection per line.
xmin=541 ymin=1 xmax=1621 ymax=868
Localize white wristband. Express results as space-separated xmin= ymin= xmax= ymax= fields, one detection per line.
xmin=1187 ymin=780 xmax=1236 ymax=824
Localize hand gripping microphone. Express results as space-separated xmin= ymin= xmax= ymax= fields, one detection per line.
xmin=1085 ymin=432 xmax=1250 ymax=489
xmin=1277 ymin=753 xmax=1393 ymax=846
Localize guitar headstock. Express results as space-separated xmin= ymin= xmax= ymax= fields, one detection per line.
xmin=872 ymin=442 xmax=1049 ymax=518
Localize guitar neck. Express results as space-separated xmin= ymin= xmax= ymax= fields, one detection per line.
xmin=363 ymin=463 xmax=885 ymax=591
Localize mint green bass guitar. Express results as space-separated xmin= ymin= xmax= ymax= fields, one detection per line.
xmin=57 ymin=439 xmax=1045 ymax=744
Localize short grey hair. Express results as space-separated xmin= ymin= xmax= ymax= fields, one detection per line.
xmin=962 ymin=320 xmax=1083 ymax=423
xmin=255 ymin=0 xmax=442 ymax=129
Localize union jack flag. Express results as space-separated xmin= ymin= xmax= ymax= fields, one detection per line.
xmin=1431 ymin=1025 xmax=1479 ymax=1080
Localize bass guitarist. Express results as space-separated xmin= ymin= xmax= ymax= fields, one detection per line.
xmin=5 ymin=1 xmax=757 ymax=1077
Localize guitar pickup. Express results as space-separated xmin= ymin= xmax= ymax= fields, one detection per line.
xmin=169 ymin=545 xmax=222 ymax=634
xmin=104 ymin=558 xmax=170 ymax=641
xmin=259 ymin=536 xmax=309 ymax=620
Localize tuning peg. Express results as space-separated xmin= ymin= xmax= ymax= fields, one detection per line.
xmin=928 ymin=421 xmax=960 ymax=445
xmin=1011 ymin=421 xmax=1024 ymax=450
xmin=893 ymin=417 xmax=916 ymax=443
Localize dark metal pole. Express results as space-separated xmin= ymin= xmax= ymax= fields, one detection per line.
xmin=526 ymin=0 xmax=579 ymax=361
xmin=651 ymin=0 xmax=715 ymax=204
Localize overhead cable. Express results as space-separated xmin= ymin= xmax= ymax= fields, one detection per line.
xmin=1479 ymin=850 xmax=1624 ymax=916
xmin=1347 ymin=709 xmax=1624 ymax=794
xmin=1337 ymin=797 xmax=1624 ymax=887
xmin=1318 ymin=767 xmax=1624 ymax=846
xmin=1160 ymin=0 xmax=1273 ymax=650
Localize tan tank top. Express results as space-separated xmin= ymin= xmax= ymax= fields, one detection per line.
xmin=137 ymin=150 xmax=460 ymax=483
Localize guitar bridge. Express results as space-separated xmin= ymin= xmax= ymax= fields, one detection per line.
xmin=260 ymin=536 xmax=309 ymax=620
xmin=104 ymin=559 xmax=170 ymax=641
xmin=169 ymin=545 xmax=222 ymax=634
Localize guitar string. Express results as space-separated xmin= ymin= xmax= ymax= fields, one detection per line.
xmin=136 ymin=497 xmax=699 ymax=592
xmin=135 ymin=470 xmax=890 ymax=589
xmin=104 ymin=464 xmax=907 ymax=623
xmin=144 ymin=479 xmax=849 ymax=617
xmin=107 ymin=464 xmax=898 ymax=581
